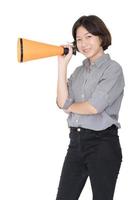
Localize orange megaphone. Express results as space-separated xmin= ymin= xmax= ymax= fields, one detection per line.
xmin=17 ymin=38 xmax=76 ymax=62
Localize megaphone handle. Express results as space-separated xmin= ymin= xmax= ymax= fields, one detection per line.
xmin=64 ymin=47 xmax=69 ymax=55
xmin=64 ymin=47 xmax=76 ymax=55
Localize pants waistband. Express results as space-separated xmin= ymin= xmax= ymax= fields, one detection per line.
xmin=70 ymin=125 xmax=118 ymax=134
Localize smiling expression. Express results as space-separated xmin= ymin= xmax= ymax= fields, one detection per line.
xmin=76 ymin=26 xmax=104 ymax=62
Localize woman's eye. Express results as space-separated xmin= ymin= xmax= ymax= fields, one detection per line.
xmin=87 ymin=35 xmax=92 ymax=38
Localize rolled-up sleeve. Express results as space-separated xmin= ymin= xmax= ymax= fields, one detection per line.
xmin=88 ymin=64 xmax=125 ymax=113
xmin=62 ymin=74 xmax=75 ymax=110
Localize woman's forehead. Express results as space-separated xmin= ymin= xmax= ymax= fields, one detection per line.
xmin=76 ymin=27 xmax=92 ymax=38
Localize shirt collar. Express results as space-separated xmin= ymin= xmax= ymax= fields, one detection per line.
xmin=83 ymin=54 xmax=110 ymax=71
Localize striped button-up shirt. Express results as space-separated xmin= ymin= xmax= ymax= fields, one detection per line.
xmin=63 ymin=54 xmax=125 ymax=130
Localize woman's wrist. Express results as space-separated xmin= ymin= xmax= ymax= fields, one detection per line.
xmin=67 ymin=104 xmax=73 ymax=112
xmin=58 ymin=65 xmax=68 ymax=76
xmin=58 ymin=62 xmax=68 ymax=69
xmin=58 ymin=66 xmax=67 ymax=71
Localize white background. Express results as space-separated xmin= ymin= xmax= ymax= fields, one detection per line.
xmin=0 ymin=0 xmax=132 ymax=199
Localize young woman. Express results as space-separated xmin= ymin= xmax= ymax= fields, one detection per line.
xmin=56 ymin=15 xmax=125 ymax=200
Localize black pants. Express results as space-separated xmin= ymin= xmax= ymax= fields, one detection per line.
xmin=56 ymin=125 xmax=122 ymax=200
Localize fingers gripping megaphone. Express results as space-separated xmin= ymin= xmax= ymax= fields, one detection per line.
xmin=17 ymin=38 xmax=76 ymax=62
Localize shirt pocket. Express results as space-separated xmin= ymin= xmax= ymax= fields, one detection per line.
xmin=84 ymin=71 xmax=106 ymax=100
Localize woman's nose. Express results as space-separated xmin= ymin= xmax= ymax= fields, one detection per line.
xmin=81 ymin=40 xmax=87 ymax=48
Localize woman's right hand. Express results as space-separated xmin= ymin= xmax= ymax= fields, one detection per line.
xmin=58 ymin=44 xmax=73 ymax=68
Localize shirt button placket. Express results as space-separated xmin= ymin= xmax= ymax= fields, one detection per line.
xmin=81 ymin=94 xmax=84 ymax=99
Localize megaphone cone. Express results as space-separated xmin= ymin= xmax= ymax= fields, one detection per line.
xmin=17 ymin=38 xmax=76 ymax=62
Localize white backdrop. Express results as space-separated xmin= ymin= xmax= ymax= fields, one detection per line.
xmin=0 ymin=0 xmax=132 ymax=199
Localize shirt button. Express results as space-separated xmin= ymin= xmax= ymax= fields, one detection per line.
xmin=81 ymin=94 xmax=84 ymax=98
xmin=77 ymin=128 xmax=81 ymax=132
xmin=76 ymin=119 xmax=78 ymax=123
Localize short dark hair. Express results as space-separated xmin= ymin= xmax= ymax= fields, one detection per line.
xmin=72 ymin=15 xmax=111 ymax=51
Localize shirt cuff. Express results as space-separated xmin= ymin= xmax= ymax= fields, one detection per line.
xmin=62 ymin=98 xmax=74 ymax=110
xmin=88 ymin=91 xmax=108 ymax=113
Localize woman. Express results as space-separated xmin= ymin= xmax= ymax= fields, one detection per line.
xmin=56 ymin=15 xmax=125 ymax=200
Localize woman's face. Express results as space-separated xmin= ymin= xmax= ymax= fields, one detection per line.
xmin=76 ymin=26 xmax=104 ymax=62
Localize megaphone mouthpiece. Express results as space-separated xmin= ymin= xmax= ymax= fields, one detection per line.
xmin=17 ymin=38 xmax=23 ymax=62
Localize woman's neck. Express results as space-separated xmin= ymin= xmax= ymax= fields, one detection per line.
xmin=89 ymin=49 xmax=104 ymax=63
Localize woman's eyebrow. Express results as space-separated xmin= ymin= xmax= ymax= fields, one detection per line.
xmin=76 ymin=32 xmax=91 ymax=38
